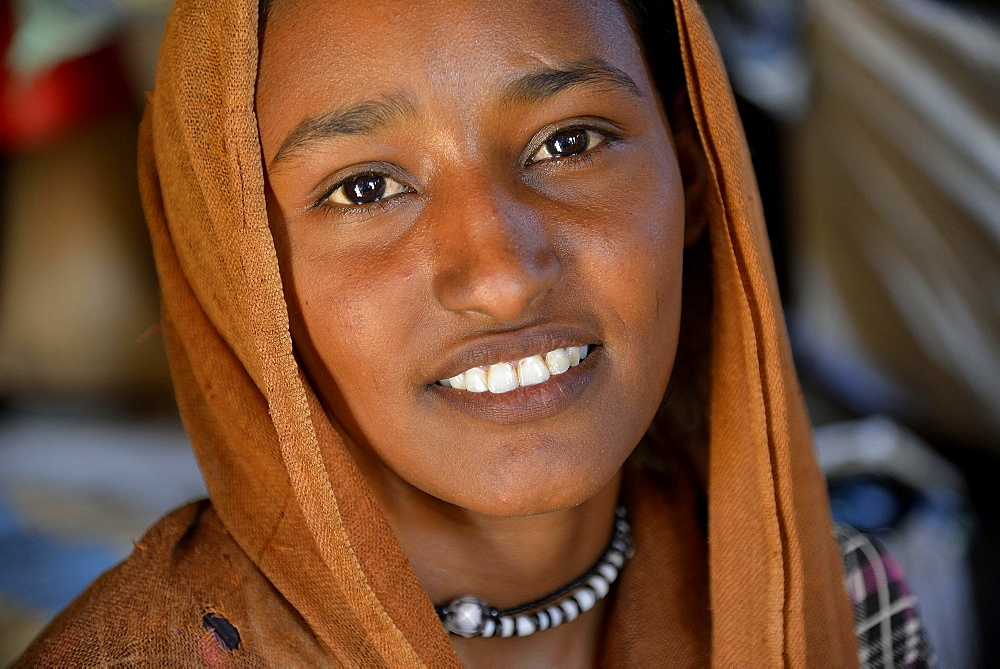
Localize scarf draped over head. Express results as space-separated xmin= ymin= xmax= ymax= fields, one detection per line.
xmin=17 ymin=0 xmax=856 ymax=665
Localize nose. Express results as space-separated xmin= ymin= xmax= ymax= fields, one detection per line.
xmin=431 ymin=181 xmax=560 ymax=322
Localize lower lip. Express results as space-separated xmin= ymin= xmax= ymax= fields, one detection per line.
xmin=427 ymin=346 xmax=603 ymax=425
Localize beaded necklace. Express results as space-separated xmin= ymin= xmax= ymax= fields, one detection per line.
xmin=435 ymin=506 xmax=635 ymax=639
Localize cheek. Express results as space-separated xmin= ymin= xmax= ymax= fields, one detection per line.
xmin=285 ymin=225 xmax=425 ymax=397
xmin=572 ymin=157 xmax=686 ymax=398
xmin=577 ymin=157 xmax=685 ymax=319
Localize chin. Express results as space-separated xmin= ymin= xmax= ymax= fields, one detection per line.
xmin=440 ymin=441 xmax=629 ymax=518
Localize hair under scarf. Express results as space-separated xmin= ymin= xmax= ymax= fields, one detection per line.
xmin=17 ymin=0 xmax=856 ymax=665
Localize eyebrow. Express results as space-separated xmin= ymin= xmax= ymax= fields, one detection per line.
xmin=269 ymin=94 xmax=416 ymax=169
xmin=500 ymin=57 xmax=644 ymax=106
xmin=267 ymin=57 xmax=643 ymax=170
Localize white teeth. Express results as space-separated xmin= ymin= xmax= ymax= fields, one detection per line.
xmin=437 ymin=345 xmax=593 ymax=394
xmin=545 ymin=348 xmax=571 ymax=375
xmin=487 ymin=362 xmax=518 ymax=394
xmin=568 ymin=346 xmax=581 ymax=366
xmin=518 ymin=355 xmax=550 ymax=387
xmin=465 ymin=367 xmax=488 ymax=393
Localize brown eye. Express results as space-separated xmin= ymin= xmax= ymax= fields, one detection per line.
xmin=327 ymin=172 xmax=409 ymax=207
xmin=340 ymin=174 xmax=386 ymax=204
xmin=348 ymin=174 xmax=387 ymax=203
xmin=528 ymin=127 xmax=605 ymax=164
xmin=545 ymin=128 xmax=590 ymax=158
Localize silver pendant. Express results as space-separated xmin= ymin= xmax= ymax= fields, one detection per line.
xmin=442 ymin=595 xmax=490 ymax=638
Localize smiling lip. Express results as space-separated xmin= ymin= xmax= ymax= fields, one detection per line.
xmin=431 ymin=346 xmax=601 ymax=424
xmin=428 ymin=325 xmax=601 ymax=383
xmin=427 ymin=325 xmax=603 ymax=425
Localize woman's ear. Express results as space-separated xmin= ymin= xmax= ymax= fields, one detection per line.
xmin=670 ymin=89 xmax=710 ymax=248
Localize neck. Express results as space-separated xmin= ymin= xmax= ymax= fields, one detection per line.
xmin=373 ymin=470 xmax=623 ymax=667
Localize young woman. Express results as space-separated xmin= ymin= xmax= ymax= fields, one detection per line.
xmin=17 ymin=0 xmax=931 ymax=666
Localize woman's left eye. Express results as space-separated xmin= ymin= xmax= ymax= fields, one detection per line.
xmin=528 ymin=127 xmax=607 ymax=164
xmin=324 ymin=172 xmax=411 ymax=207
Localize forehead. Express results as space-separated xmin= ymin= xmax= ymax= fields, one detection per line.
xmin=256 ymin=0 xmax=649 ymax=149
xmin=260 ymin=0 xmax=635 ymax=65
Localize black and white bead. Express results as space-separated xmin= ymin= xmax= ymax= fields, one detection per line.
xmin=437 ymin=506 xmax=635 ymax=639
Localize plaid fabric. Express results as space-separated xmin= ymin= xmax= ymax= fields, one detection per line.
xmin=837 ymin=524 xmax=936 ymax=668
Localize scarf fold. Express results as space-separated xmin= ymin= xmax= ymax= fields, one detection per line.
xmin=673 ymin=4 xmax=856 ymax=663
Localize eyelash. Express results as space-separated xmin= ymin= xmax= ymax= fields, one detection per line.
xmin=314 ymin=193 xmax=396 ymax=215
xmin=524 ymin=124 xmax=621 ymax=167
xmin=311 ymin=168 xmax=410 ymax=215
xmin=311 ymin=122 xmax=621 ymax=213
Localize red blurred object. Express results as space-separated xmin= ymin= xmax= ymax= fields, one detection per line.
xmin=0 ymin=1 xmax=132 ymax=153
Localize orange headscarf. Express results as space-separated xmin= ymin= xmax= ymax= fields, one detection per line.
xmin=17 ymin=0 xmax=856 ymax=665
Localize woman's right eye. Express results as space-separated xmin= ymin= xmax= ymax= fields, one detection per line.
xmin=527 ymin=127 xmax=609 ymax=165
xmin=323 ymin=172 xmax=410 ymax=207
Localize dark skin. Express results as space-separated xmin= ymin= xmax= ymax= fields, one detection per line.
xmin=257 ymin=0 xmax=704 ymax=665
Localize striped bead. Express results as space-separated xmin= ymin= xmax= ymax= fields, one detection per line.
xmin=481 ymin=617 xmax=496 ymax=638
xmin=499 ymin=616 xmax=515 ymax=638
xmin=575 ymin=587 xmax=597 ymax=613
xmin=598 ymin=562 xmax=618 ymax=582
xmin=560 ymin=598 xmax=580 ymax=622
xmin=515 ymin=615 xmax=537 ymax=637
xmin=547 ymin=605 xmax=564 ymax=627
xmin=588 ymin=574 xmax=610 ymax=598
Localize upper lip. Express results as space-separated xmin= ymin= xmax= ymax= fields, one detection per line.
xmin=428 ymin=323 xmax=601 ymax=383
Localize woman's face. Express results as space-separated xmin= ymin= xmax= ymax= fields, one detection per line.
xmin=257 ymin=0 xmax=686 ymax=517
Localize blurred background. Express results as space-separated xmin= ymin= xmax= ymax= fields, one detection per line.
xmin=0 ymin=0 xmax=997 ymax=665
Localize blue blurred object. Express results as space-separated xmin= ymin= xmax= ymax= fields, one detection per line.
xmin=828 ymin=473 xmax=917 ymax=532
xmin=0 ymin=492 xmax=120 ymax=613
